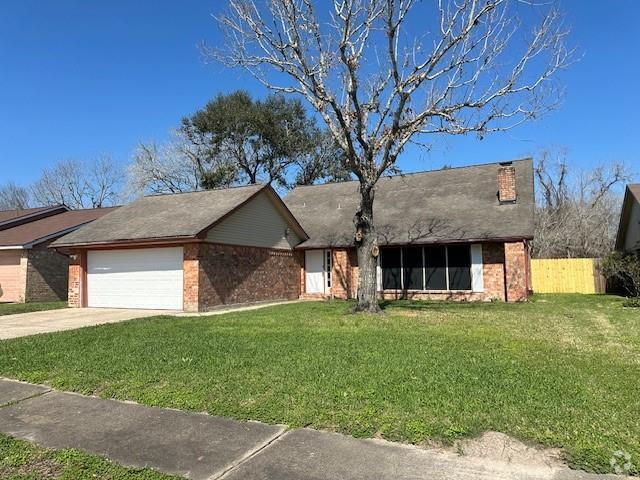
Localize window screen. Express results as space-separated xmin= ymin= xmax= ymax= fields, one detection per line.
xmin=403 ymin=247 xmax=424 ymax=290
xmin=424 ymin=246 xmax=447 ymax=290
xmin=381 ymin=248 xmax=402 ymax=289
xmin=447 ymin=245 xmax=472 ymax=290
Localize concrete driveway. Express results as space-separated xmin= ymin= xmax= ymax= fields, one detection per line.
xmin=0 ymin=308 xmax=173 ymax=340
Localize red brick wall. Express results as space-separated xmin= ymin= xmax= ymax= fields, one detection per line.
xmin=482 ymin=242 xmax=506 ymax=301
xmin=24 ymin=246 xmax=69 ymax=302
xmin=183 ymin=244 xmax=200 ymax=312
xmin=326 ymin=242 xmax=527 ymax=302
xmin=195 ymin=243 xmax=302 ymax=312
xmin=67 ymin=250 xmax=86 ymax=308
xmin=498 ymin=166 xmax=517 ymax=202
xmin=331 ymin=249 xmax=350 ymax=298
xmin=326 ymin=248 xmax=359 ymax=299
xmin=504 ymin=241 xmax=528 ymax=301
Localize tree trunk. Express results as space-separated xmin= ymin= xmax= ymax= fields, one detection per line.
xmin=354 ymin=184 xmax=381 ymax=313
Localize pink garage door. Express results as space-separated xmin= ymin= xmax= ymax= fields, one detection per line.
xmin=0 ymin=250 xmax=21 ymax=302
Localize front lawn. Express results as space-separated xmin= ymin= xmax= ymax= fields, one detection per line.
xmin=0 ymin=295 xmax=638 ymax=474
xmin=0 ymin=433 xmax=178 ymax=479
xmin=0 ymin=301 xmax=67 ymax=316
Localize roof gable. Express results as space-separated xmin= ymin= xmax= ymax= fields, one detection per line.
xmin=206 ymin=189 xmax=305 ymax=249
xmin=52 ymin=184 xmax=307 ymax=248
xmin=284 ymin=158 xmax=535 ymax=248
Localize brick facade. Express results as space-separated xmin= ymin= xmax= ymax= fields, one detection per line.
xmin=67 ymin=250 xmax=86 ymax=308
xmin=183 ymin=244 xmax=200 ymax=312
xmin=65 ymin=239 xmax=529 ymax=310
xmin=504 ymin=241 xmax=528 ymax=301
xmin=190 ymin=243 xmax=303 ymax=312
xmin=24 ymin=246 xmax=69 ymax=302
xmin=330 ymin=248 xmax=359 ymax=299
xmin=315 ymin=241 xmax=529 ymax=302
xmin=497 ymin=166 xmax=517 ymax=202
xmin=482 ymin=242 xmax=506 ymax=301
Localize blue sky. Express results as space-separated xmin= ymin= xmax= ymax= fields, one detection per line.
xmin=1 ymin=1 xmax=638 ymax=186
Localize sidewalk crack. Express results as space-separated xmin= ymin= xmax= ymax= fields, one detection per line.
xmin=0 ymin=389 xmax=53 ymax=409
xmin=209 ymin=426 xmax=289 ymax=480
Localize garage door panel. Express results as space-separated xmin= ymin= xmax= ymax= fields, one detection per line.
xmin=87 ymin=247 xmax=183 ymax=310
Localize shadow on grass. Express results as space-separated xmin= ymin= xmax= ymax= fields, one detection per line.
xmin=378 ymin=299 xmax=499 ymax=312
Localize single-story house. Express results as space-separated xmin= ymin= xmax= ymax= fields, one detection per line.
xmin=285 ymin=158 xmax=534 ymax=303
xmin=51 ymin=185 xmax=308 ymax=310
xmin=615 ymin=184 xmax=640 ymax=256
xmin=53 ymin=158 xmax=534 ymax=311
xmin=0 ymin=205 xmax=116 ymax=303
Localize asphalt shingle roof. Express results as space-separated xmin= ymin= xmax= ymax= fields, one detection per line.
xmin=0 ymin=206 xmax=67 ymax=228
xmin=0 ymin=207 xmax=117 ymax=247
xmin=284 ymin=158 xmax=535 ymax=249
xmin=0 ymin=206 xmax=51 ymax=224
xmin=52 ymin=184 xmax=266 ymax=247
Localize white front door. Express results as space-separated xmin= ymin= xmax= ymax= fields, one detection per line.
xmin=305 ymin=250 xmax=326 ymax=294
xmin=87 ymin=247 xmax=183 ymax=310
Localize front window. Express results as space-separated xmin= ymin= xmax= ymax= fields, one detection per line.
xmin=447 ymin=245 xmax=472 ymax=290
xmin=425 ymin=245 xmax=447 ymax=290
xmin=381 ymin=247 xmax=401 ymax=289
xmin=381 ymin=245 xmax=472 ymax=291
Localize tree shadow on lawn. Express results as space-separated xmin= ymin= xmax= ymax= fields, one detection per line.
xmin=379 ymin=299 xmax=502 ymax=312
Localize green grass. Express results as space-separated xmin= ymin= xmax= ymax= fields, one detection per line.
xmin=0 ymin=294 xmax=638 ymax=474
xmin=0 ymin=433 xmax=179 ymax=479
xmin=0 ymin=301 xmax=67 ymax=316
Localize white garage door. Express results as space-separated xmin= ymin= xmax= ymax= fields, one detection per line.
xmin=87 ymin=247 xmax=183 ymax=310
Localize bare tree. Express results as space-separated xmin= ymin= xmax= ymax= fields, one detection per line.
xmin=212 ymin=0 xmax=572 ymax=311
xmin=0 ymin=182 xmax=31 ymax=210
xmin=31 ymin=156 xmax=123 ymax=209
xmin=533 ymin=149 xmax=633 ymax=258
xmin=128 ymin=134 xmax=208 ymax=196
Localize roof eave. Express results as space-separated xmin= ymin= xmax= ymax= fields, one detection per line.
xmin=51 ymin=236 xmax=201 ymax=250
xmin=295 ymin=234 xmax=534 ymax=250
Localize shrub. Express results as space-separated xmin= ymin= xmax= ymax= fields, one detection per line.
xmin=623 ymin=297 xmax=640 ymax=308
xmin=601 ymin=252 xmax=640 ymax=298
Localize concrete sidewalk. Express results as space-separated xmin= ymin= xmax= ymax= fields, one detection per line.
xmin=0 ymin=378 xmax=627 ymax=480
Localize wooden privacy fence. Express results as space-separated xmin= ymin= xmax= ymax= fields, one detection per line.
xmin=531 ymin=258 xmax=606 ymax=294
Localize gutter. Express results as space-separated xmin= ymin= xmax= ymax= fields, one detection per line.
xmin=294 ymin=235 xmax=535 ymax=250
xmin=52 ymin=236 xmax=202 ymax=250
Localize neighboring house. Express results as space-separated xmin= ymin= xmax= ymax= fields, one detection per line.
xmin=284 ymin=158 xmax=534 ymax=303
xmin=0 ymin=205 xmax=116 ymax=303
xmin=53 ymin=158 xmax=534 ymax=311
xmin=51 ymin=185 xmax=308 ymax=311
xmin=615 ymin=184 xmax=640 ymax=256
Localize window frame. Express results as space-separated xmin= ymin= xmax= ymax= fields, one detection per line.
xmin=379 ymin=244 xmax=474 ymax=292
xmin=325 ymin=250 xmax=332 ymax=289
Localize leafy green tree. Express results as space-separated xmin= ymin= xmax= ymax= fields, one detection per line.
xmin=293 ymin=130 xmax=352 ymax=187
xmin=181 ymin=91 xmax=325 ymax=189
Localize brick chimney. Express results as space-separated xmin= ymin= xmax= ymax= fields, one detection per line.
xmin=497 ymin=162 xmax=517 ymax=203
